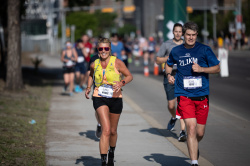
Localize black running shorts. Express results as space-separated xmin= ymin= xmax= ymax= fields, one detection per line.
xmin=93 ymin=97 xmax=123 ymax=114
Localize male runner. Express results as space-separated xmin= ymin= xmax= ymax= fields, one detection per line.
xmin=156 ymin=23 xmax=186 ymax=141
xmin=166 ymin=22 xmax=220 ymax=166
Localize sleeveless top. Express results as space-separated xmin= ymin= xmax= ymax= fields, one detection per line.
xmin=93 ymin=56 xmax=122 ymax=98
xmin=75 ymin=47 xmax=85 ymax=63
xmin=64 ymin=49 xmax=75 ymax=67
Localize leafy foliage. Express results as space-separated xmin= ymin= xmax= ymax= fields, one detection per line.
xmin=59 ymin=11 xmax=117 ymax=40
xmin=118 ymin=23 xmax=136 ymax=37
xmin=242 ymin=0 xmax=250 ymax=35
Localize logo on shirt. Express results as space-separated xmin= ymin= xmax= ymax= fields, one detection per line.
xmin=204 ymin=105 xmax=208 ymax=108
xmin=180 ymin=53 xmax=191 ymax=58
xmin=110 ymin=63 xmax=113 ymax=66
xmin=179 ymin=57 xmax=198 ymax=66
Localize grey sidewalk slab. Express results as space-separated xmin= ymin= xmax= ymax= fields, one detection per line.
xmin=46 ymin=85 xmax=191 ymax=166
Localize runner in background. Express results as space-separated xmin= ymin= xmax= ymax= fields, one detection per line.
xmin=156 ymin=23 xmax=186 ymax=142
xmin=81 ymin=34 xmax=93 ymax=89
xmin=139 ymin=37 xmax=149 ymax=66
xmin=148 ymin=36 xmax=157 ymax=64
xmin=111 ymin=33 xmax=127 ymax=67
xmin=74 ymin=39 xmax=88 ymax=93
xmin=132 ymin=38 xmax=141 ymax=66
xmin=61 ymin=41 xmax=78 ymax=96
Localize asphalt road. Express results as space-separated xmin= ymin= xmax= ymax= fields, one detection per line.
xmin=123 ymin=50 xmax=250 ymax=166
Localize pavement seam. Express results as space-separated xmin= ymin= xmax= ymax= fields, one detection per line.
xmin=123 ymin=94 xmax=214 ymax=166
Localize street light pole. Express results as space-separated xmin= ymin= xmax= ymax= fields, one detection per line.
xmin=213 ymin=12 xmax=217 ymax=40
xmin=60 ymin=0 xmax=66 ymax=49
xmin=204 ymin=0 xmax=208 ymax=43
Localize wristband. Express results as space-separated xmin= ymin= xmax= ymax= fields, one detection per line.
xmin=121 ymin=80 xmax=125 ymax=86
xmin=166 ymin=73 xmax=171 ymax=76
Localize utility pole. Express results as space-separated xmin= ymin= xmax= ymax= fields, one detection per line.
xmin=60 ymin=0 xmax=66 ymax=49
xmin=236 ymin=0 xmax=242 ymax=50
xmin=204 ymin=0 xmax=208 ymax=43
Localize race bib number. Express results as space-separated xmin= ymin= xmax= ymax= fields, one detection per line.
xmin=183 ymin=76 xmax=202 ymax=89
xmin=98 ymin=85 xmax=113 ymax=98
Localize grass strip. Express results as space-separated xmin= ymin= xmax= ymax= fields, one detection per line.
xmin=0 ymin=84 xmax=52 ymax=166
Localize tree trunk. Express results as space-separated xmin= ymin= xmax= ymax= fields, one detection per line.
xmin=6 ymin=0 xmax=23 ymax=90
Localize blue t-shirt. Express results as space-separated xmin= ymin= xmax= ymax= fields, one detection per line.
xmin=167 ymin=42 xmax=220 ymax=97
xmin=111 ymin=41 xmax=124 ymax=60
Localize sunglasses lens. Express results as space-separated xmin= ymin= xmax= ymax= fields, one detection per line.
xmin=98 ymin=47 xmax=110 ymax=51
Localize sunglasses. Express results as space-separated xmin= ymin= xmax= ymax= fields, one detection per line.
xmin=98 ymin=47 xmax=110 ymax=51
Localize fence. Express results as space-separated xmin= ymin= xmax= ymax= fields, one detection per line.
xmin=21 ymin=34 xmax=62 ymax=55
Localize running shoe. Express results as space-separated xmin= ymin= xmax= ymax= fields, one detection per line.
xmin=95 ymin=124 xmax=102 ymax=139
xmin=102 ymin=162 xmax=107 ymax=166
xmin=74 ymin=85 xmax=83 ymax=93
xmin=69 ymin=92 xmax=74 ymax=97
xmin=178 ymin=130 xmax=187 ymax=142
xmin=107 ymin=158 xmax=114 ymax=166
xmin=191 ymin=164 xmax=198 ymax=166
xmin=107 ymin=150 xmax=114 ymax=166
xmin=167 ymin=118 xmax=177 ymax=131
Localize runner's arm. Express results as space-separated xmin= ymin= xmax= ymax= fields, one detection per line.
xmin=72 ymin=48 xmax=78 ymax=61
xmin=85 ymin=63 xmax=94 ymax=99
xmin=156 ymin=56 xmax=169 ymax=65
xmin=113 ymin=59 xmax=133 ymax=92
xmin=155 ymin=43 xmax=168 ymax=65
xmin=61 ymin=51 xmax=67 ymax=62
xmin=192 ymin=62 xmax=220 ymax=74
xmin=165 ymin=63 xmax=175 ymax=85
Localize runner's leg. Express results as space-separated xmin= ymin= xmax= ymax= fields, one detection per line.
xmin=96 ymin=105 xmax=110 ymax=154
xmin=184 ymin=118 xmax=199 ymax=160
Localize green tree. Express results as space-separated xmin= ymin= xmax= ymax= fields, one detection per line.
xmin=59 ymin=11 xmax=117 ymax=40
xmin=118 ymin=23 xmax=136 ymax=37
xmin=242 ymin=0 xmax=250 ymax=35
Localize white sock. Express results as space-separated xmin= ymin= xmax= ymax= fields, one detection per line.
xmin=191 ymin=160 xmax=198 ymax=165
xmin=97 ymin=123 xmax=101 ymax=126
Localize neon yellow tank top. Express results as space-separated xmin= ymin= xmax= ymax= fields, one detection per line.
xmin=94 ymin=56 xmax=121 ymax=87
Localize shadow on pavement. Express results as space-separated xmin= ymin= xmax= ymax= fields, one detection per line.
xmin=79 ymin=130 xmax=99 ymax=142
xmin=144 ymin=153 xmax=190 ymax=166
xmin=75 ymin=156 xmax=100 ymax=166
xmin=140 ymin=127 xmax=178 ymax=140
xmin=22 ymin=66 xmax=64 ymax=87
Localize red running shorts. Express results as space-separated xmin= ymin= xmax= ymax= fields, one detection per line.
xmin=177 ymin=96 xmax=209 ymax=125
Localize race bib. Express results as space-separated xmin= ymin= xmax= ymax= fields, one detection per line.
xmin=85 ymin=48 xmax=90 ymax=53
xmin=122 ymin=55 xmax=127 ymax=60
xmin=183 ymin=76 xmax=202 ymax=89
xmin=77 ymin=56 xmax=84 ymax=63
xmin=98 ymin=85 xmax=113 ymax=98
xmin=66 ymin=60 xmax=74 ymax=67
xmin=148 ymin=46 xmax=154 ymax=51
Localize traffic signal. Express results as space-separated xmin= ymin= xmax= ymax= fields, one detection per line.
xmin=66 ymin=27 xmax=70 ymax=37
xmin=186 ymin=6 xmax=193 ymax=14
xmin=101 ymin=8 xmax=114 ymax=13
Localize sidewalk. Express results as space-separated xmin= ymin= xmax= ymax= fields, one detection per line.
xmin=39 ymin=53 xmax=193 ymax=165
xmin=45 ymin=86 xmax=191 ymax=166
